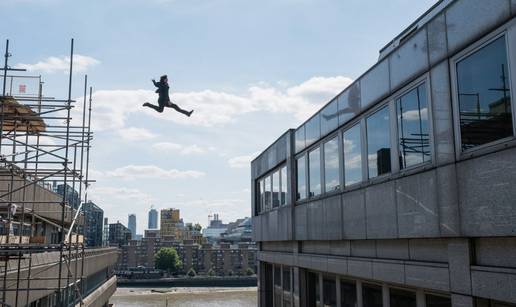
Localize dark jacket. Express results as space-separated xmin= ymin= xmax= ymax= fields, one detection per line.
xmin=153 ymin=80 xmax=170 ymax=102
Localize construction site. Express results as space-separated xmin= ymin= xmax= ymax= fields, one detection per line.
xmin=0 ymin=39 xmax=118 ymax=306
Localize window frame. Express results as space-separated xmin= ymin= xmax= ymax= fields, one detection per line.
xmin=342 ymin=118 xmax=366 ymax=189
xmin=307 ymin=146 xmax=322 ymax=198
xmin=255 ymin=162 xmax=288 ymax=215
xmin=364 ymin=101 xmax=394 ymax=181
xmin=295 ymin=154 xmax=308 ymax=202
xmin=450 ymin=28 xmax=516 ymax=158
xmin=393 ymin=75 xmax=434 ymax=172
xmin=322 ymin=133 xmax=341 ymax=194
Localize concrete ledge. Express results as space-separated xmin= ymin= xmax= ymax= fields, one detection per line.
xmin=79 ymin=275 xmax=117 ymax=307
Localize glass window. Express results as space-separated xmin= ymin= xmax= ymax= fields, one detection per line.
xmin=322 ymin=99 xmax=339 ymax=136
xmin=338 ymin=82 xmax=361 ymax=125
xmin=307 ymin=272 xmax=321 ymax=307
xmin=306 ymin=114 xmax=321 ymax=147
xmin=283 ymin=267 xmax=291 ymax=291
xmin=456 ymin=35 xmax=512 ymax=150
xmin=264 ymin=176 xmax=272 ymax=211
xmin=280 ymin=166 xmax=287 ymax=206
xmin=397 ymin=83 xmax=430 ymax=168
xmin=274 ymin=266 xmax=281 ymax=286
xmin=340 ymin=280 xmax=357 ymax=307
xmin=426 ymin=294 xmax=451 ymax=307
xmin=296 ymin=156 xmax=307 ymax=200
xmin=323 ymin=277 xmax=337 ymax=307
xmin=367 ymin=106 xmax=391 ymax=178
xmin=343 ymin=123 xmax=363 ymax=186
xmin=363 ymin=283 xmax=383 ymax=307
xmin=324 ymin=137 xmax=340 ymax=192
xmin=272 ymin=170 xmax=280 ymax=208
xmin=257 ymin=179 xmax=263 ymax=214
xmin=390 ymin=288 xmax=416 ymax=307
xmin=309 ymin=148 xmax=321 ymax=197
xmin=295 ymin=126 xmax=306 ymax=153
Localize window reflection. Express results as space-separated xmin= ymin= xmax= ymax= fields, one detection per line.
xmin=324 ymin=137 xmax=340 ymax=192
xmin=340 ymin=280 xmax=357 ymax=307
xmin=306 ymin=114 xmax=321 ymax=147
xmin=367 ymin=106 xmax=391 ymax=178
xmin=390 ymin=288 xmax=416 ymax=307
xmin=264 ymin=176 xmax=272 ymax=211
xmin=338 ymin=82 xmax=362 ymax=125
xmin=323 ymin=277 xmax=337 ymax=307
xmin=457 ymin=35 xmax=513 ymax=150
xmin=257 ymin=179 xmax=264 ymax=213
xmin=344 ymin=124 xmax=363 ymax=186
xmin=309 ymin=148 xmax=322 ymax=197
xmin=363 ymin=283 xmax=383 ymax=307
xmin=321 ymin=99 xmax=339 ymax=136
xmin=307 ymin=272 xmax=321 ymax=307
xmin=272 ymin=171 xmax=280 ymax=208
xmin=397 ymin=83 xmax=430 ymax=168
xmin=296 ymin=156 xmax=307 ymax=200
xmin=295 ymin=126 xmax=306 ymax=153
xmin=280 ymin=166 xmax=287 ymax=206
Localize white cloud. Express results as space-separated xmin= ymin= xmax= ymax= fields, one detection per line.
xmin=118 ymin=127 xmax=158 ymax=141
xmin=228 ymin=152 xmax=260 ymax=169
xmin=152 ymin=142 xmax=211 ymax=155
xmin=94 ymin=164 xmax=205 ymax=180
xmin=72 ymin=75 xmax=353 ymax=131
xmin=16 ymin=54 xmax=100 ymax=74
xmin=89 ymin=186 xmax=154 ymax=203
xmin=399 ymin=107 xmax=428 ymax=121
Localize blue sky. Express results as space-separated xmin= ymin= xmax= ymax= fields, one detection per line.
xmin=0 ymin=0 xmax=437 ymax=234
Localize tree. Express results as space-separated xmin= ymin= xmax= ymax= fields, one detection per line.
xmin=193 ymin=223 xmax=202 ymax=232
xmin=207 ymin=268 xmax=216 ymax=277
xmin=245 ymin=268 xmax=255 ymax=276
xmin=187 ymin=268 xmax=197 ymax=277
xmin=155 ymin=247 xmax=182 ymax=274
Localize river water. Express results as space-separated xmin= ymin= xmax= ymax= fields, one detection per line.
xmin=111 ymin=287 xmax=257 ymax=307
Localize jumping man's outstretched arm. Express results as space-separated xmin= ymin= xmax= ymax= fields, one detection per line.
xmin=152 ymin=79 xmax=160 ymax=87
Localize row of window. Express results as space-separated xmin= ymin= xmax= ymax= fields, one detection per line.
xmin=296 ymin=81 xmax=430 ymax=200
xmin=257 ymin=165 xmax=287 ymax=213
xmin=306 ymin=272 xmax=450 ymax=307
xmin=295 ymin=33 xmax=513 ymax=201
xmin=255 ymin=32 xmax=514 ymax=211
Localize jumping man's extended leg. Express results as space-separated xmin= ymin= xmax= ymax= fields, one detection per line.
xmin=143 ymin=101 xmax=165 ymax=113
xmin=165 ymin=101 xmax=193 ymax=117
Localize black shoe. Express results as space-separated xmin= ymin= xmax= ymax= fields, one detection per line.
xmin=143 ymin=102 xmax=150 ymax=107
xmin=188 ymin=110 xmax=194 ymax=117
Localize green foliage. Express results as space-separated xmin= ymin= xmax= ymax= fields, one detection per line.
xmin=154 ymin=247 xmax=182 ymax=273
xmin=193 ymin=223 xmax=202 ymax=232
xmin=245 ymin=268 xmax=255 ymax=276
xmin=227 ymin=270 xmax=234 ymax=276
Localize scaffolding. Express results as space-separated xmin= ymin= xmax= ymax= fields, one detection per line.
xmin=0 ymin=39 xmax=95 ymax=307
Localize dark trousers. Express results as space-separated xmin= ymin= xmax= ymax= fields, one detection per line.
xmin=145 ymin=99 xmax=190 ymax=116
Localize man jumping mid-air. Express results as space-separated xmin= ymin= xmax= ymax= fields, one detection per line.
xmin=143 ymin=75 xmax=194 ymax=117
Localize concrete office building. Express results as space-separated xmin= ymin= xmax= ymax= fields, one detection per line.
xmin=252 ymin=1 xmax=516 ymax=306
xmin=128 ymin=213 xmax=137 ymax=239
xmin=83 ymin=201 xmax=104 ymax=247
xmin=148 ymin=208 xmax=158 ymax=229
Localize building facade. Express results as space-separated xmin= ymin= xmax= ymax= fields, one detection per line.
xmin=128 ymin=213 xmax=137 ymax=239
xmin=148 ymin=208 xmax=158 ymax=229
xmin=109 ymin=221 xmax=132 ymax=247
xmin=83 ymin=201 xmax=104 ymax=247
xmin=160 ymin=208 xmax=184 ymax=240
xmin=252 ymin=1 xmax=516 ymax=306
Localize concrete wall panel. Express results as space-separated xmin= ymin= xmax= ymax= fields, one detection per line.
xmin=427 ymin=13 xmax=448 ymax=66
xmin=324 ymin=195 xmax=343 ymax=240
xmin=430 ymin=61 xmax=455 ymax=166
xmin=404 ymin=264 xmax=450 ymax=291
xmin=458 ymin=149 xmax=516 ymax=236
xmin=307 ymin=200 xmax=324 ymax=240
xmin=436 ymin=164 xmax=461 ymax=236
xmin=365 ymin=182 xmax=398 ymax=239
xmin=396 ymin=171 xmax=439 ymax=238
xmin=376 ymin=239 xmax=409 ymax=260
xmin=360 ymin=60 xmax=390 ymax=109
xmin=409 ymin=239 xmax=448 ymax=263
xmin=475 ymin=237 xmax=516 ymax=268
xmin=390 ymin=29 xmax=429 ymax=90
xmin=348 ymin=259 xmax=373 ymax=279
xmin=351 ymin=240 xmax=376 ymax=258
xmin=372 ymin=261 xmax=405 ymax=285
xmin=446 ymin=0 xmax=510 ymax=52
xmin=294 ymin=205 xmax=308 ymax=240
xmin=342 ymin=190 xmax=367 ymax=239
xmin=471 ymin=268 xmax=516 ymax=304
